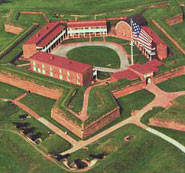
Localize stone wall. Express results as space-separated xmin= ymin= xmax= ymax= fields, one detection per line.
xmin=4 ymin=24 xmax=23 ymax=34
xmin=166 ymin=14 xmax=183 ymax=26
xmin=149 ymin=118 xmax=185 ymax=131
xmin=0 ymin=74 xmax=61 ymax=100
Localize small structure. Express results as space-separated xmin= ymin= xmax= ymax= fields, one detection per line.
xmin=29 ymin=52 xmax=93 ymax=86
xmin=111 ymin=59 xmax=163 ymax=84
xmin=23 ymin=22 xmax=67 ymax=58
xmin=67 ymin=19 xmax=107 ymax=38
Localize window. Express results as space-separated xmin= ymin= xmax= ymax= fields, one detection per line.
xmin=33 ymin=67 xmax=36 ymax=71
xmin=50 ymin=66 xmax=53 ymax=71
xmin=42 ymin=64 xmax=45 ymax=68
xmin=33 ymin=61 xmax=36 ymax=66
xmin=38 ymin=68 xmax=41 ymax=73
xmin=42 ymin=69 xmax=46 ymax=74
xmin=67 ymin=76 xmax=70 ymax=81
xmin=50 ymin=71 xmax=53 ymax=77
xmin=77 ymin=74 xmax=80 ymax=85
xmin=59 ymin=74 xmax=63 ymax=80
xmin=67 ymin=71 xmax=70 ymax=76
xmin=59 ymin=69 xmax=62 ymax=73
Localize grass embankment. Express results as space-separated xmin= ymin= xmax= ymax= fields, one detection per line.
xmin=67 ymin=46 xmax=120 ymax=69
xmin=153 ymin=95 xmax=185 ymax=123
xmin=157 ymin=75 xmax=185 ymax=92
xmin=86 ymin=86 xmax=118 ymax=126
xmin=117 ymin=89 xmax=155 ymax=120
xmin=0 ymin=82 xmax=25 ymax=99
xmin=68 ymin=124 xmax=185 ymax=173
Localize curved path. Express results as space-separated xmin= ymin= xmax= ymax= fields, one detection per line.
xmin=52 ymin=41 xmax=129 ymax=72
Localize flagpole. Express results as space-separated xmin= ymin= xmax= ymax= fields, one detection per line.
xmin=130 ymin=18 xmax=134 ymax=65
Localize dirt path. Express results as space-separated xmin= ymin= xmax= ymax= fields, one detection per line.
xmin=52 ymin=41 xmax=129 ymax=72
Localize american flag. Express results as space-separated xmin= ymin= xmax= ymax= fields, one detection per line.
xmin=132 ymin=20 xmax=155 ymax=55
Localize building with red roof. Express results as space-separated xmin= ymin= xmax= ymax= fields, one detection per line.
xmin=67 ymin=19 xmax=107 ymax=38
xmin=111 ymin=59 xmax=163 ymax=83
xmin=23 ymin=22 xmax=67 ymax=58
xmin=29 ymin=52 xmax=93 ymax=86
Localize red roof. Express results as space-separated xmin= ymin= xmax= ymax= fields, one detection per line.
xmin=129 ymin=63 xmax=158 ymax=75
xmin=29 ymin=52 xmax=92 ymax=73
xmin=142 ymin=26 xmax=166 ymax=45
xmin=144 ymin=59 xmax=163 ymax=68
xmin=111 ymin=69 xmax=138 ymax=81
xmin=25 ymin=22 xmax=65 ymax=47
xmin=67 ymin=19 xmax=107 ymax=28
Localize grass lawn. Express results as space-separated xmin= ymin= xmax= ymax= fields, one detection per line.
xmin=0 ymin=82 xmax=25 ymax=99
xmin=0 ymin=100 xmax=19 ymax=121
xmin=117 ymin=89 xmax=155 ymax=119
xmin=0 ymin=131 xmax=64 ymax=173
xmin=141 ymin=107 xmax=165 ymax=125
xmin=20 ymin=93 xmax=56 ymax=118
xmin=67 ymin=46 xmax=120 ymax=69
xmin=39 ymin=134 xmax=71 ymax=154
xmin=68 ymin=87 xmax=86 ymax=114
xmin=86 ymin=86 xmax=118 ymax=126
xmin=68 ymin=124 xmax=185 ymax=173
xmin=157 ymin=75 xmax=185 ymax=92
xmin=153 ymin=95 xmax=185 ymax=123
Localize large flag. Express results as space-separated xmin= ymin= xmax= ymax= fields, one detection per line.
xmin=131 ymin=20 xmax=155 ymax=55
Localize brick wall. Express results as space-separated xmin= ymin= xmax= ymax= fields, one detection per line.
xmin=4 ymin=24 xmax=23 ymax=34
xmin=112 ymin=81 xmax=146 ymax=98
xmin=0 ymin=74 xmax=61 ymax=100
xmin=115 ymin=21 xmax=131 ymax=41
xmin=149 ymin=118 xmax=185 ymax=132
xmin=23 ymin=44 xmax=37 ymax=58
xmin=82 ymin=107 xmax=120 ymax=138
xmin=157 ymin=43 xmax=168 ymax=59
xmin=51 ymin=106 xmax=120 ymax=139
xmin=166 ymin=14 xmax=183 ymax=26
xmin=153 ymin=66 xmax=185 ymax=84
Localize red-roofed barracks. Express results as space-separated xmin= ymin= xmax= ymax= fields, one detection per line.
xmin=23 ymin=22 xmax=67 ymax=58
xmin=67 ymin=19 xmax=107 ymax=38
xmin=29 ymin=52 xmax=93 ymax=86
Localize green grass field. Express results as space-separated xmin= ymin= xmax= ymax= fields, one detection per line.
xmin=117 ymin=89 xmax=155 ymax=119
xmin=68 ymin=124 xmax=185 ymax=173
xmin=153 ymin=95 xmax=185 ymax=123
xmin=67 ymin=46 xmax=120 ymax=69
xmin=0 ymin=82 xmax=25 ymax=99
xmin=157 ymin=75 xmax=185 ymax=92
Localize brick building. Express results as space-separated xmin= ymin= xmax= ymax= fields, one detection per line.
xmin=29 ymin=52 xmax=93 ymax=86
xmin=23 ymin=22 xmax=67 ymax=58
xmin=67 ymin=19 xmax=107 ymax=38
xmin=115 ymin=20 xmax=167 ymax=60
xmin=140 ymin=26 xmax=168 ymax=60
xmin=111 ymin=59 xmax=163 ymax=84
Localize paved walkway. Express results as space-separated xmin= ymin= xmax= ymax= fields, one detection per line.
xmin=52 ymin=41 xmax=129 ymax=72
